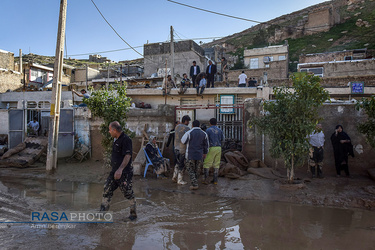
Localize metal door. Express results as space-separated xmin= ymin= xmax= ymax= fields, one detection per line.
xmin=58 ymin=109 xmax=74 ymax=157
xmin=8 ymin=109 xmax=25 ymax=148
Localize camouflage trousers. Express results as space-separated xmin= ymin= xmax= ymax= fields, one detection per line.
xmin=186 ymin=159 xmax=203 ymax=187
xmin=101 ymin=170 xmax=135 ymax=210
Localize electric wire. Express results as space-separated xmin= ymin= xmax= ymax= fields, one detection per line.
xmin=90 ymin=0 xmax=150 ymax=61
xmin=167 ymin=0 xmax=263 ymax=24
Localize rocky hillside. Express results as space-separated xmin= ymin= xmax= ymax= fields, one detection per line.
xmin=203 ymin=0 xmax=375 ymax=71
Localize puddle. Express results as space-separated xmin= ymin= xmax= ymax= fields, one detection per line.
xmin=0 ymin=176 xmax=374 ymax=249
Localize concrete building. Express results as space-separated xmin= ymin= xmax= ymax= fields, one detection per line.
xmin=89 ymin=54 xmax=112 ymax=64
xmin=143 ymin=40 xmax=205 ymax=79
xmin=298 ymin=49 xmax=375 ymax=78
xmin=71 ymin=67 xmax=101 ymax=88
xmin=239 ymin=44 xmax=289 ymax=85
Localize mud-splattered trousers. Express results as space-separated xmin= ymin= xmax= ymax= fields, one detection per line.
xmin=101 ymin=168 xmax=134 ymax=210
xmin=186 ymin=159 xmax=203 ymax=187
xmin=308 ymin=146 xmax=324 ymax=176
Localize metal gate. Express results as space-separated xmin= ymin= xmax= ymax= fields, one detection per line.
xmin=8 ymin=109 xmax=25 ymax=148
xmin=175 ymin=103 xmax=244 ymax=149
xmin=8 ymin=108 xmax=74 ymax=158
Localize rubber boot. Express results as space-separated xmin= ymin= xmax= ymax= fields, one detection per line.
xmin=211 ymin=168 xmax=218 ymax=185
xmin=202 ymin=168 xmax=210 ymax=185
xmin=317 ymin=165 xmax=323 ymax=178
xmin=172 ymin=165 xmax=178 ymax=183
xmin=310 ymin=166 xmax=316 ymax=178
xmin=177 ymin=170 xmax=187 ymax=185
xmin=99 ymin=197 xmax=110 ymax=211
xmin=128 ymin=198 xmax=137 ymax=221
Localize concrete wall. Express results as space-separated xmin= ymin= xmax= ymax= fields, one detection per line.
xmin=144 ymin=40 xmax=205 ymax=78
xmin=88 ymin=104 xmax=176 ymax=162
xmin=300 ymin=51 xmax=356 ymax=63
xmin=0 ymin=109 xmax=9 ymax=135
xmin=323 ymin=60 xmax=375 ymax=77
xmin=0 ymin=70 xmax=22 ymax=93
xmin=228 ymin=60 xmax=288 ymax=85
xmin=74 ymin=67 xmax=101 ymax=83
xmin=0 ymin=50 xmax=14 ymax=70
xmin=243 ymin=99 xmax=375 ymax=175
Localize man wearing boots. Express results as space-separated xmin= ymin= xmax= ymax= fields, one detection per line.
xmin=99 ymin=121 xmax=137 ymax=221
xmin=181 ymin=120 xmax=209 ymax=190
xmin=203 ymin=118 xmax=224 ymax=185
xmin=172 ymin=115 xmax=191 ymax=185
xmin=308 ymin=124 xmax=325 ymax=178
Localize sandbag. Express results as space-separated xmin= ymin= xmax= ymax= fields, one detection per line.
xmin=224 ymin=151 xmax=249 ymax=171
xmin=1 ymin=142 xmax=26 ymax=160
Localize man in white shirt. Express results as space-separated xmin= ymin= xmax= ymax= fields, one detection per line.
xmin=238 ymin=71 xmax=247 ymax=87
xmin=308 ymin=124 xmax=325 ymax=178
xmin=27 ymin=118 xmax=39 ymax=136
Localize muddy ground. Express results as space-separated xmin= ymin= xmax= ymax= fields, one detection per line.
xmin=2 ymin=158 xmax=374 ymax=211
xmin=0 ymin=159 xmax=375 ymax=249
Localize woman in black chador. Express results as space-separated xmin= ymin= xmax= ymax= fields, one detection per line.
xmin=330 ymin=125 xmax=354 ymax=177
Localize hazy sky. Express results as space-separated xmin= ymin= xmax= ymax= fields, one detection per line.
xmin=0 ymin=0 xmax=329 ymax=62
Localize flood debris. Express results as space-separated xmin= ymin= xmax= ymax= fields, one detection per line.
xmin=0 ymin=137 xmax=48 ymax=168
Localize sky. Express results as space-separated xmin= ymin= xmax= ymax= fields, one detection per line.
xmin=0 ymin=0 xmax=329 ymax=62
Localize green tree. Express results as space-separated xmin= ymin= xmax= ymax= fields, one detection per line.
xmin=249 ymin=73 xmax=330 ymax=182
xmin=355 ymin=95 xmax=375 ymax=148
xmin=84 ymin=84 xmax=135 ymax=155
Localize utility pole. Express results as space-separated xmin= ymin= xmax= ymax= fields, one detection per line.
xmin=106 ymin=63 xmax=109 ymax=90
xmin=19 ymin=49 xmax=24 ymax=91
xmin=85 ymin=64 xmax=88 ymax=90
xmin=46 ymin=0 xmax=67 ymax=171
xmin=170 ymin=26 xmax=174 ymax=81
xmin=120 ymin=64 xmax=123 ymax=85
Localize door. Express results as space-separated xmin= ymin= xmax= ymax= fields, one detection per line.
xmin=58 ymin=109 xmax=74 ymax=157
xmin=8 ymin=109 xmax=24 ymax=148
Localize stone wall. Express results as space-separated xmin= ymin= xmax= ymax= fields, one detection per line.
xmin=0 ymin=50 xmax=14 ymax=70
xmin=0 ymin=70 xmax=22 ymax=93
xmin=243 ymin=99 xmax=375 ymax=175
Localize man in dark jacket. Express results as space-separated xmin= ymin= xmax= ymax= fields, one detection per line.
xmin=190 ymin=61 xmax=201 ymax=88
xmin=206 ymin=60 xmax=217 ymax=88
xmin=181 ymin=120 xmax=209 ymax=190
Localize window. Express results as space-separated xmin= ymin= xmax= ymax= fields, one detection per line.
xmin=278 ymin=55 xmax=286 ymax=61
xmin=300 ymin=67 xmax=324 ymax=77
xmin=344 ymin=56 xmax=352 ymax=61
xmin=250 ymin=58 xmax=259 ymax=69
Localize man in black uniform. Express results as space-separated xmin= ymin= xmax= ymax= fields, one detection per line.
xmin=99 ymin=121 xmax=137 ymax=221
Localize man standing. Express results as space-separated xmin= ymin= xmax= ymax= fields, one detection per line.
xmin=238 ymin=71 xmax=248 ymax=87
xmin=172 ymin=115 xmax=191 ymax=185
xmin=181 ymin=120 xmax=209 ymax=190
xmin=308 ymin=124 xmax=325 ymax=178
xmin=206 ymin=60 xmax=217 ymax=88
xmin=190 ymin=61 xmax=200 ymax=88
xmin=100 ymin=121 xmax=137 ymax=221
xmin=27 ymin=118 xmax=39 ymax=136
xmin=203 ymin=118 xmax=224 ymax=185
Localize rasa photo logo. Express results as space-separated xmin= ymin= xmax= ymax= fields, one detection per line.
xmin=31 ymin=211 xmax=113 ymax=223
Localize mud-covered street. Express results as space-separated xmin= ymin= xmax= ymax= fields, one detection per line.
xmin=1 ymin=159 xmax=375 ymax=249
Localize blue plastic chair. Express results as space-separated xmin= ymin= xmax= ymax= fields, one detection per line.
xmin=143 ymin=147 xmax=163 ymax=178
